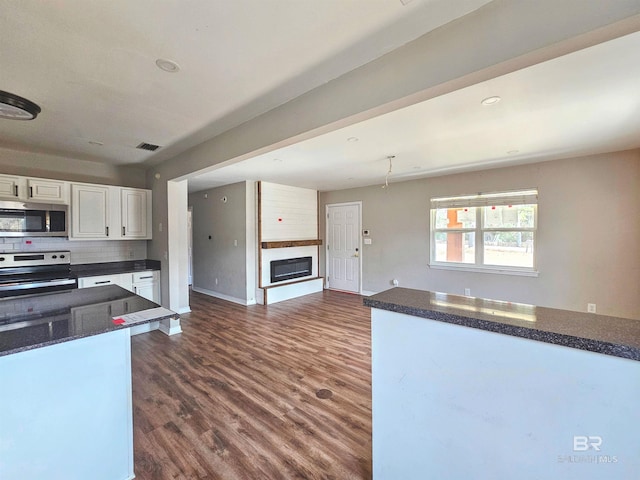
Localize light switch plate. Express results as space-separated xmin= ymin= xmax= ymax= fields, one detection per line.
xmin=364 ymin=238 xmax=372 ymax=245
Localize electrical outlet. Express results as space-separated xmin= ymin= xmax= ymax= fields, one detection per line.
xmin=215 ymin=278 xmax=218 ymax=286
xmin=392 ymin=279 xmax=399 ymax=286
xmin=464 ymin=288 xmax=471 ymax=296
xmin=587 ymin=303 xmax=596 ymax=313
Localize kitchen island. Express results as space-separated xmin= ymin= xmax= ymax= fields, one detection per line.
xmin=0 ymin=285 xmax=179 ymax=480
xmin=365 ymin=288 xmax=640 ymax=480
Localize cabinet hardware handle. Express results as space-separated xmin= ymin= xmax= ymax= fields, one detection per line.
xmin=139 ymin=275 xmax=153 ymax=279
xmin=122 ymin=226 xmax=126 ymax=236
xmin=95 ymin=280 xmax=111 ymax=285
xmin=29 ymin=186 xmax=33 ymax=197
xmin=105 ymin=226 xmax=109 ymax=237
xmin=14 ymin=185 xmax=18 ymax=197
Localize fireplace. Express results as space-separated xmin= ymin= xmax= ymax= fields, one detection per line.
xmin=270 ymin=256 xmax=312 ymax=283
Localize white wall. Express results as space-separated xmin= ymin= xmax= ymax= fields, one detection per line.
xmin=188 ymin=182 xmax=250 ymax=303
xmin=258 ymin=182 xmax=319 ymax=289
xmin=0 ymin=147 xmax=146 ymax=188
xmin=320 ymin=150 xmax=640 ymax=319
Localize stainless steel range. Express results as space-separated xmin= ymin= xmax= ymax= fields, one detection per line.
xmin=0 ymin=251 xmax=77 ymax=298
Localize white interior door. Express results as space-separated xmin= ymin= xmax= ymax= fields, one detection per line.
xmin=327 ymin=203 xmax=361 ymax=293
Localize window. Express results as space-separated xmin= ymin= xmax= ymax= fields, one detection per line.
xmin=430 ymin=189 xmax=537 ymax=275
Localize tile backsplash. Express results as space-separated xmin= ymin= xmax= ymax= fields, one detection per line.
xmin=0 ymin=237 xmax=147 ymax=264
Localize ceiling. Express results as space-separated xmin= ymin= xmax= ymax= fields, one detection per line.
xmin=0 ymin=0 xmax=491 ymax=167
xmin=2 ymin=2 xmax=639 ymax=195
xmin=188 ymin=29 xmax=640 ymax=192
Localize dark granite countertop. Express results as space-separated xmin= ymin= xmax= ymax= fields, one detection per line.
xmin=71 ymin=259 xmax=161 ymax=278
xmin=364 ymin=288 xmax=640 ymax=361
xmin=0 ymin=285 xmax=177 ymax=357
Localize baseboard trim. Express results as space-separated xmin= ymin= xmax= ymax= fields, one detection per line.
xmin=361 ymin=290 xmax=378 ymax=297
xmin=176 ymin=306 xmax=192 ymax=314
xmin=192 ymin=287 xmax=255 ymax=306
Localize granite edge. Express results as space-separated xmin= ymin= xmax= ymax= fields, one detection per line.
xmin=71 ymin=259 xmax=161 ymax=278
xmin=363 ymin=297 xmax=640 ymax=362
xmin=0 ymin=311 xmax=179 ymax=358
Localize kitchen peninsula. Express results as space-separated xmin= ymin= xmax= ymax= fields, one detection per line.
xmin=0 ymin=285 xmax=179 ymax=480
xmin=366 ymin=288 xmax=640 ymax=480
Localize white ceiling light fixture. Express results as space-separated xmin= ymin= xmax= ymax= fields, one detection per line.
xmin=0 ymin=90 xmax=41 ymax=120
xmin=382 ymin=155 xmax=395 ymax=189
xmin=481 ymin=95 xmax=501 ymax=106
xmin=155 ymin=58 xmax=180 ymax=73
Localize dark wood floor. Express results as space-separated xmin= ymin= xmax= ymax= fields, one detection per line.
xmin=131 ymin=289 xmax=372 ymax=479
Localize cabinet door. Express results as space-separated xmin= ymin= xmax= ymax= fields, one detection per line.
xmin=120 ymin=188 xmax=149 ymax=239
xmin=71 ymin=184 xmax=110 ymax=239
xmin=132 ymin=271 xmax=160 ymax=303
xmin=0 ymin=174 xmax=22 ymax=200
xmin=133 ymin=283 xmax=155 ymax=302
xmin=27 ymin=179 xmax=69 ymax=204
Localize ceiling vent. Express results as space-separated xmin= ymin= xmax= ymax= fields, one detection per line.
xmin=136 ymin=142 xmax=162 ymax=151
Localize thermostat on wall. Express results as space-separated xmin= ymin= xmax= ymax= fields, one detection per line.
xmin=363 ymin=229 xmax=370 ymax=236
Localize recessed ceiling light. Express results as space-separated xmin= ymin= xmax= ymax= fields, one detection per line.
xmin=155 ymin=58 xmax=180 ymax=73
xmin=88 ymin=140 xmax=104 ymax=146
xmin=0 ymin=90 xmax=41 ymax=120
xmin=347 ymin=137 xmax=359 ymax=142
xmin=507 ymin=149 xmax=519 ymax=154
xmin=481 ymin=96 xmax=501 ymax=106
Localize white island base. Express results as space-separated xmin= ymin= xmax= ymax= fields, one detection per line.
xmin=372 ymin=308 xmax=640 ymax=480
xmin=0 ymin=329 xmax=134 ymax=480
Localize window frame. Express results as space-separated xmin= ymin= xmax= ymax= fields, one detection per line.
xmin=429 ymin=190 xmax=538 ymax=276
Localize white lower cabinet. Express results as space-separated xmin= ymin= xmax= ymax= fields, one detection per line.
xmin=77 ymin=271 xmax=159 ymax=303
xmin=77 ymin=270 xmax=161 ymax=336
xmin=132 ymin=271 xmax=160 ymax=302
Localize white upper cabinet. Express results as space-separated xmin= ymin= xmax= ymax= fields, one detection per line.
xmin=120 ymin=188 xmax=150 ymax=239
xmin=70 ymin=183 xmax=152 ymax=240
xmin=71 ymin=184 xmax=110 ymax=239
xmin=0 ymin=175 xmax=21 ymax=200
xmin=27 ymin=178 xmax=69 ymax=203
xmin=0 ymin=174 xmax=69 ymax=204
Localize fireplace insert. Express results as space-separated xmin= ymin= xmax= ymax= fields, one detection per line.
xmin=270 ymin=257 xmax=312 ymax=283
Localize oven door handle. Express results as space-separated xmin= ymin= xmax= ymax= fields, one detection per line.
xmin=0 ymin=278 xmax=77 ymax=291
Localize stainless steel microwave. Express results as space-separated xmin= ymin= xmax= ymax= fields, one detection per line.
xmin=0 ymin=201 xmax=68 ymax=237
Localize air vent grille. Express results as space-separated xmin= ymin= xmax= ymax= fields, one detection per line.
xmin=136 ymin=142 xmax=162 ymax=151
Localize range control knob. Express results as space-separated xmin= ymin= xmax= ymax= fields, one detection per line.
xmin=0 ymin=257 xmax=4 ymax=262
xmin=60 ymin=254 xmax=65 ymax=259
xmin=52 ymin=255 xmax=58 ymax=259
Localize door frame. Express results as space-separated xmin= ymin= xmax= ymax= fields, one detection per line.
xmin=325 ymin=201 xmax=363 ymax=294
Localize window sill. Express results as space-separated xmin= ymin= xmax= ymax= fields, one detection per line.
xmin=428 ymin=263 xmax=539 ymax=277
